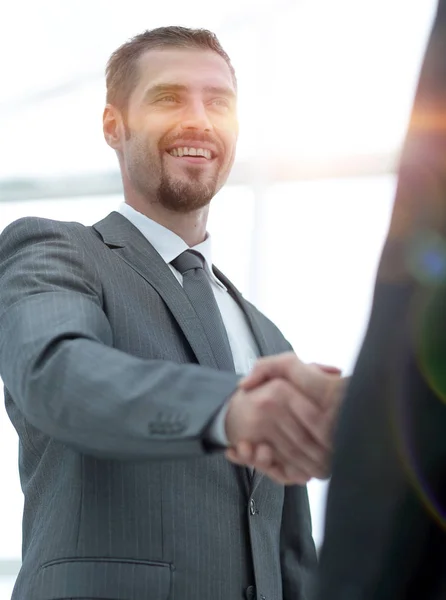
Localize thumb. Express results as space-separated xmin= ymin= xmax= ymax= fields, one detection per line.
xmin=240 ymin=356 xmax=342 ymax=392
xmin=311 ymin=363 xmax=342 ymax=376
xmin=239 ymin=353 xmax=296 ymax=391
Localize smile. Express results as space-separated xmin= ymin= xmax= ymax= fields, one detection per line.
xmin=168 ymin=147 xmax=213 ymax=159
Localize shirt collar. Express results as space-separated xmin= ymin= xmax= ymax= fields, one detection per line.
xmin=117 ymin=202 xmax=226 ymax=289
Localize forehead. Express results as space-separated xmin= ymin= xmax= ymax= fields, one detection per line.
xmin=132 ymin=48 xmax=236 ymax=100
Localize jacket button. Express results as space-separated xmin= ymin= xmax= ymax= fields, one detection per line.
xmin=244 ymin=585 xmax=255 ymax=599
xmin=249 ymin=498 xmax=258 ymax=515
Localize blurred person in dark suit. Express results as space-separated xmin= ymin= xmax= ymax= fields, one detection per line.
xmin=316 ymin=1 xmax=446 ymax=598
xmin=0 ymin=26 xmax=344 ymax=600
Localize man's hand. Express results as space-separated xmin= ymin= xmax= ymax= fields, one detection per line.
xmin=224 ymin=378 xmax=330 ymax=485
xmin=224 ymin=353 xmax=348 ymax=485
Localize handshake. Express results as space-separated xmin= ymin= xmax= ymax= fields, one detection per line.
xmin=224 ymin=352 xmax=348 ymax=486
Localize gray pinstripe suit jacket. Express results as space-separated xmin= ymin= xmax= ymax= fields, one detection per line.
xmin=0 ymin=212 xmax=316 ymax=600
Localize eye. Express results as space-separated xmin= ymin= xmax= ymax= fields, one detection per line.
xmin=155 ymin=95 xmax=179 ymax=104
xmin=210 ymin=98 xmax=231 ymax=110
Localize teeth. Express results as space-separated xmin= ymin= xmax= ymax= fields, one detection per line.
xmin=168 ymin=147 xmax=213 ymax=159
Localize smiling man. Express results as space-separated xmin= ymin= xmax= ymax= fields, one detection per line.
xmin=0 ymin=27 xmax=344 ymax=600
xmin=104 ymin=39 xmax=238 ymax=235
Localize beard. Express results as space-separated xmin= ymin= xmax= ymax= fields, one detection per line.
xmin=156 ymin=163 xmax=219 ymax=213
xmin=126 ymin=130 xmax=223 ymax=214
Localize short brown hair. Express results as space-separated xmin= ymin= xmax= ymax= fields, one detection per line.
xmin=105 ymin=26 xmax=237 ymax=114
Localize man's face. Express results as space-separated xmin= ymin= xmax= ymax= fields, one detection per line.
xmin=117 ymin=48 xmax=238 ymax=213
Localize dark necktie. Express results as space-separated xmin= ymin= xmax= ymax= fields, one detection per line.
xmin=171 ymin=250 xmax=235 ymax=372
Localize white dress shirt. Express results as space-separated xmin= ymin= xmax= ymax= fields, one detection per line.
xmin=117 ymin=202 xmax=259 ymax=445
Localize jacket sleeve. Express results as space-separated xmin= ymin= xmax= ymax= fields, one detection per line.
xmin=0 ymin=217 xmax=239 ymax=460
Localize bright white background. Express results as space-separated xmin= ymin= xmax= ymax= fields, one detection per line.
xmin=0 ymin=0 xmax=438 ymax=596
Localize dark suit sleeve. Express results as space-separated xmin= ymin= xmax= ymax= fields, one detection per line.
xmin=0 ymin=217 xmax=239 ymax=460
xmin=317 ymin=1 xmax=446 ymax=598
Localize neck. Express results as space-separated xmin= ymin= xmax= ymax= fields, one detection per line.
xmin=124 ymin=195 xmax=209 ymax=247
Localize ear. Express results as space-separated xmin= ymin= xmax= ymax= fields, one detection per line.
xmin=103 ymin=104 xmax=124 ymax=150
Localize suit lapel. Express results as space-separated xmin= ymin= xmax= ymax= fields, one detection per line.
xmin=213 ymin=267 xmax=274 ymax=491
xmin=212 ymin=267 xmax=271 ymax=357
xmin=93 ymin=212 xmax=219 ymax=370
xmin=94 ymin=213 xmax=275 ymax=493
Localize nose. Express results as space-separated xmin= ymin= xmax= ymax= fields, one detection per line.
xmin=180 ymin=99 xmax=213 ymax=132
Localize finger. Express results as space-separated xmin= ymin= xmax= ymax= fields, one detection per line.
xmin=251 ymin=379 xmax=328 ymax=476
xmin=287 ymin=394 xmax=333 ymax=453
xmin=235 ymin=440 xmax=255 ymax=463
xmin=227 ymin=434 xmax=325 ymax=482
xmin=225 ymin=448 xmax=242 ymax=464
xmin=239 ymin=370 xmax=268 ymax=391
xmin=225 ymin=448 xmax=249 ymax=466
xmin=239 ymin=352 xmax=297 ymax=391
xmin=261 ymin=417 xmax=320 ymax=480
xmin=227 ymin=442 xmax=276 ymax=472
xmin=261 ymin=383 xmax=329 ymax=471
xmin=277 ymin=411 xmax=329 ymax=470
xmin=312 ymin=363 xmax=342 ymax=376
xmin=252 ymin=443 xmax=274 ymax=469
xmin=242 ymin=354 xmax=343 ymax=411
xmin=314 ymin=462 xmax=332 ymax=480
xmin=287 ymin=387 xmax=342 ymax=456
xmin=240 ymin=361 xmax=341 ymax=393
xmin=259 ymin=461 xmax=311 ymax=486
xmin=292 ymin=363 xmax=346 ymax=410
xmin=225 ymin=440 xmax=255 ymax=466
xmin=229 ymin=441 xmax=254 ymax=464
xmin=280 ymin=455 xmax=315 ymax=483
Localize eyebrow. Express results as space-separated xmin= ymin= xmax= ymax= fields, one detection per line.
xmin=143 ymin=83 xmax=236 ymax=101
